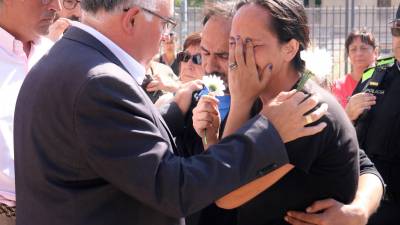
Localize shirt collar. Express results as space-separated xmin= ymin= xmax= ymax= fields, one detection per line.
xmin=71 ymin=21 xmax=146 ymax=85
xmin=0 ymin=26 xmax=26 ymax=56
xmin=27 ymin=37 xmax=54 ymax=70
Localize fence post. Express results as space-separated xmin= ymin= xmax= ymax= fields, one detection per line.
xmin=351 ymin=0 xmax=355 ymax=30
xmin=345 ymin=0 xmax=349 ymax=74
xmin=179 ymin=0 xmax=188 ymax=43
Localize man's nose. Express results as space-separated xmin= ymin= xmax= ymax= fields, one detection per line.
xmin=48 ymin=0 xmax=62 ymax=12
xmin=204 ymin=56 xmax=219 ymax=73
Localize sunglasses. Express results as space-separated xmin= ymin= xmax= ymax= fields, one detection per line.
xmin=391 ymin=27 xmax=400 ymax=37
xmin=178 ymin=52 xmax=202 ymax=65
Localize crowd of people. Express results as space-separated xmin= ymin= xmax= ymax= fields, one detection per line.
xmin=0 ymin=0 xmax=399 ymax=225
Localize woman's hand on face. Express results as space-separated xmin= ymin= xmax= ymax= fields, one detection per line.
xmin=345 ymin=93 xmax=376 ymax=121
xmin=192 ymin=95 xmax=221 ymax=148
xmin=228 ymin=36 xmax=272 ymax=107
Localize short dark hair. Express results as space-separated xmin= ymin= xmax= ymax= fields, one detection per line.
xmin=183 ymin=32 xmax=202 ymax=50
xmin=345 ymin=29 xmax=377 ymax=55
xmin=236 ymin=0 xmax=310 ymax=73
xmin=202 ymin=3 xmax=234 ymax=26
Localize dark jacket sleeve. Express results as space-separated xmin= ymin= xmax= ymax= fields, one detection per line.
xmin=73 ymin=74 xmax=289 ymax=218
xmin=159 ymin=101 xmax=185 ymax=137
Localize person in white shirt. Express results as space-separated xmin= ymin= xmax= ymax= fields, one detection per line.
xmin=0 ymin=0 xmax=60 ymax=224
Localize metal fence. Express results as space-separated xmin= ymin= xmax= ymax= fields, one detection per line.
xmin=174 ymin=6 xmax=397 ymax=81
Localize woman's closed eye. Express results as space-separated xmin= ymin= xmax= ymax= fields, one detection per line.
xmin=252 ymin=43 xmax=265 ymax=49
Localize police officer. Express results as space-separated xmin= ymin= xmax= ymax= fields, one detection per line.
xmin=352 ymin=4 xmax=400 ymax=225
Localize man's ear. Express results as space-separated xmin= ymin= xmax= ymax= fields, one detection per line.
xmin=282 ymin=39 xmax=300 ymax=63
xmin=122 ymin=6 xmax=141 ymax=34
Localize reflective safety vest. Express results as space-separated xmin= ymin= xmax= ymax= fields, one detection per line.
xmin=354 ymin=56 xmax=395 ymax=127
xmin=361 ymin=56 xmax=395 ymax=83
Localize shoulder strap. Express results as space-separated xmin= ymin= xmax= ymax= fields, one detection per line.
xmin=377 ymin=56 xmax=395 ymax=66
xmin=361 ymin=67 xmax=387 ymax=94
xmin=361 ymin=56 xmax=395 ymax=83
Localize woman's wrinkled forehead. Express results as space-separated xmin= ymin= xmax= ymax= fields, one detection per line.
xmin=231 ymin=4 xmax=274 ymax=38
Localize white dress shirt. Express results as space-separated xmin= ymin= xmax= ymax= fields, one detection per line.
xmin=71 ymin=21 xmax=146 ymax=85
xmin=0 ymin=26 xmax=53 ymax=206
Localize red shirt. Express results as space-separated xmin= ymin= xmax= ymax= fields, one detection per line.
xmin=331 ymin=74 xmax=358 ymax=108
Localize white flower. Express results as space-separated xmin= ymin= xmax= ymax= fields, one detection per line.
xmin=202 ymin=75 xmax=226 ymax=96
xmin=300 ymin=48 xmax=332 ymax=84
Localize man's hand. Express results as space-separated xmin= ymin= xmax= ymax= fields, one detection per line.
xmin=285 ymin=199 xmax=368 ymax=225
xmin=345 ymin=93 xmax=376 ymax=121
xmin=173 ymin=80 xmax=203 ymax=115
xmin=146 ymin=74 xmax=181 ymax=93
xmin=192 ymin=95 xmax=220 ymax=148
xmin=261 ymin=90 xmax=328 ymax=143
xmin=47 ymin=18 xmax=71 ymax=42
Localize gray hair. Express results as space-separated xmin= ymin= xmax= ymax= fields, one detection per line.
xmin=80 ymin=0 xmax=159 ymax=14
xmin=202 ymin=1 xmax=235 ymax=26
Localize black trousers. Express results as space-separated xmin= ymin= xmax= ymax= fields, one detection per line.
xmin=368 ymin=200 xmax=400 ymax=225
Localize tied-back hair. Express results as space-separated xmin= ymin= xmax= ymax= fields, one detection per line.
xmin=235 ymin=0 xmax=310 ymax=73
xmin=345 ymin=29 xmax=377 ymax=55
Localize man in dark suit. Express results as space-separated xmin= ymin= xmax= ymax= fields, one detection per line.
xmin=13 ymin=0 xmax=326 ymax=225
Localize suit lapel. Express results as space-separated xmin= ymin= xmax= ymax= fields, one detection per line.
xmin=135 ymin=86 xmax=178 ymax=153
xmin=63 ymin=27 xmax=177 ymax=152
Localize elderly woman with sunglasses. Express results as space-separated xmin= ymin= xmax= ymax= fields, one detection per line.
xmin=144 ymin=33 xmax=201 ymax=102
xmin=178 ymin=32 xmax=204 ymax=83
xmin=154 ymin=32 xmax=204 ymax=107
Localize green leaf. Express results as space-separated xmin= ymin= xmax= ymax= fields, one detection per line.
xmin=296 ymin=70 xmax=313 ymax=91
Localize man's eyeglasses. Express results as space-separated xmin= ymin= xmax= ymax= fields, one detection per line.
xmin=63 ymin=0 xmax=81 ymax=10
xmin=391 ymin=27 xmax=400 ymax=37
xmin=178 ymin=52 xmax=202 ymax=65
xmin=124 ymin=7 xmax=177 ymax=32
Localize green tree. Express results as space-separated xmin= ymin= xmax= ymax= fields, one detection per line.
xmin=175 ymin=0 xmax=204 ymax=7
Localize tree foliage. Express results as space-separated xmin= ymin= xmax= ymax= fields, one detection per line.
xmin=175 ymin=0 xmax=204 ymax=7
